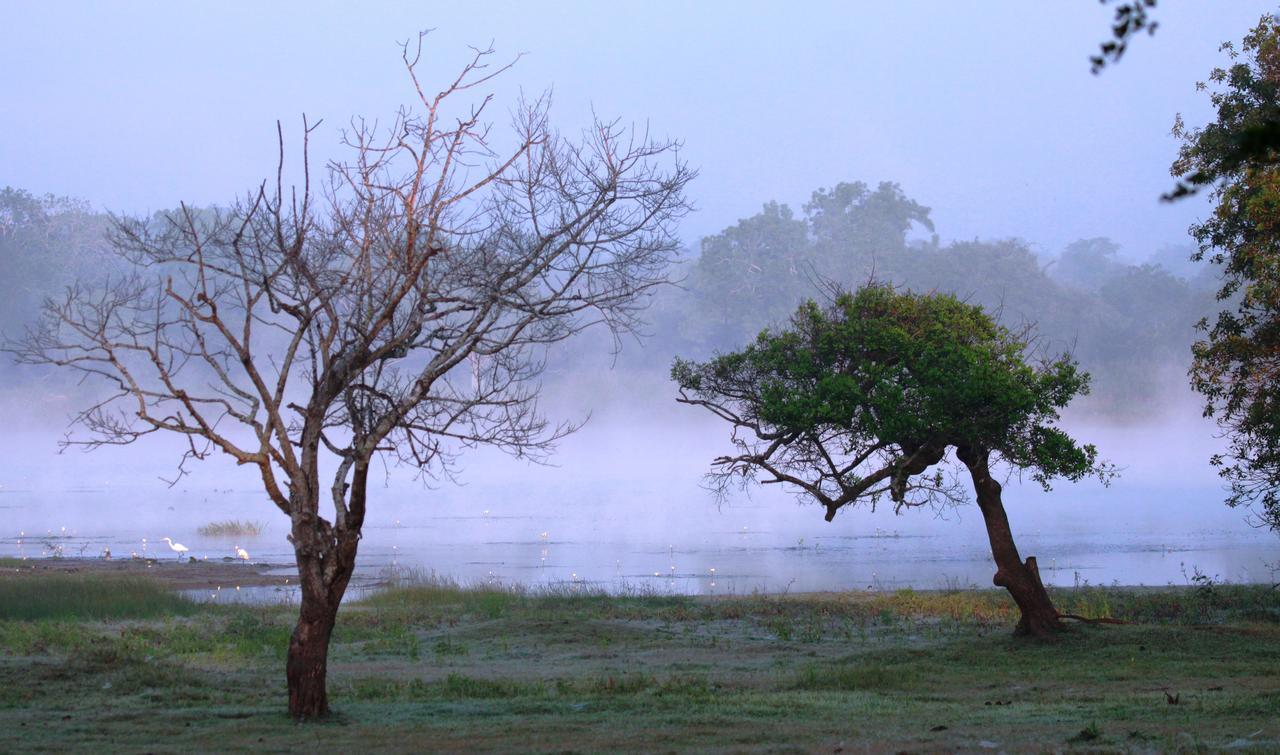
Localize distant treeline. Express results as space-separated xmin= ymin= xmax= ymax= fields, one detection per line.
xmin=0 ymin=188 xmax=111 ymax=332
xmin=0 ymin=184 xmax=1220 ymax=419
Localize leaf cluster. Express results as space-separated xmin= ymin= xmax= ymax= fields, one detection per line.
xmin=1169 ymin=13 xmax=1280 ymax=199
xmin=1090 ymin=0 xmax=1159 ymax=75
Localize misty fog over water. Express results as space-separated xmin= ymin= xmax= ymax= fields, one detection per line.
xmin=2 ymin=377 xmax=1273 ymax=601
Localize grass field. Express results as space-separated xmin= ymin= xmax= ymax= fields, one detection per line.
xmin=0 ymin=570 xmax=1277 ymax=752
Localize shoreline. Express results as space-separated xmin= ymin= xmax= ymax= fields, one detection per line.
xmin=0 ymin=556 xmax=293 ymax=591
xmin=1 ymin=556 xmax=1271 ymax=597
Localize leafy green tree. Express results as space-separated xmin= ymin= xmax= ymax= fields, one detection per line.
xmin=1174 ymin=13 xmax=1280 ymax=529
xmin=673 ymin=285 xmax=1110 ymax=637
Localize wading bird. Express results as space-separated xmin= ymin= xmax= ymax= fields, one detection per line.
xmin=161 ymin=537 xmax=189 ymax=561
xmin=235 ymin=546 xmax=250 ymax=563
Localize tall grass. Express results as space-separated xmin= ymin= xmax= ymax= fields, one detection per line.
xmin=356 ymin=567 xmax=691 ymax=621
xmin=0 ymin=574 xmax=195 ymax=620
xmin=356 ymin=569 xmax=524 ymax=618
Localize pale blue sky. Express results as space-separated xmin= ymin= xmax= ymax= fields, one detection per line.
xmin=1 ymin=1 xmax=1274 ymax=259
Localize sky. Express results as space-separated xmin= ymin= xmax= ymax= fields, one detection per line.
xmin=1 ymin=1 xmax=1275 ymax=261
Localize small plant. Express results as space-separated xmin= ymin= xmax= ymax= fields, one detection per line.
xmin=196 ymin=520 xmax=265 ymax=538
xmin=797 ymin=612 xmax=825 ymax=643
xmin=1068 ymin=721 xmax=1102 ymax=744
xmin=1182 ymin=563 xmax=1219 ymax=597
xmin=766 ymin=615 xmax=794 ymax=642
xmin=433 ymin=636 xmax=468 ymax=656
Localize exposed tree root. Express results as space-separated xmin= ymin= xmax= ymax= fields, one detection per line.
xmin=1057 ymin=612 xmax=1129 ymax=625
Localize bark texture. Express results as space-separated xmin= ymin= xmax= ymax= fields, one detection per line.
xmin=958 ymin=446 xmax=1064 ymax=638
xmin=286 ymin=584 xmax=339 ymax=719
xmin=285 ymin=465 xmax=365 ymax=719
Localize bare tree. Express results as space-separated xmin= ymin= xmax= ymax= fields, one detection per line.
xmin=9 ymin=33 xmax=693 ymax=719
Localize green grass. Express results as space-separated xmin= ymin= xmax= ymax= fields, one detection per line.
xmin=0 ymin=572 xmax=195 ymax=620
xmin=0 ymin=574 xmax=1278 ymax=752
xmin=789 ymin=662 xmax=911 ymax=691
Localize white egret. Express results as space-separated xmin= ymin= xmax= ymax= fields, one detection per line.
xmin=161 ymin=537 xmax=189 ymax=560
xmin=235 ymin=546 xmax=250 ymax=563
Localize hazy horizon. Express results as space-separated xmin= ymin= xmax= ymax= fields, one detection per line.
xmin=2 ymin=1 xmax=1276 ymax=258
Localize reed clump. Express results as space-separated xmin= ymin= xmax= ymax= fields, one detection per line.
xmin=196 ymin=520 xmax=265 ymax=538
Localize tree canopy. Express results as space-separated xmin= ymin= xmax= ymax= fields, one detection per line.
xmin=1174 ymin=13 xmax=1280 ymax=529
xmin=672 ymin=285 xmax=1103 ymax=521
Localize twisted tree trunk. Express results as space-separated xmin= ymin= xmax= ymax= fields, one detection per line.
xmin=957 ymin=446 xmax=1063 ymax=638
xmin=285 ymin=462 xmax=367 ymax=719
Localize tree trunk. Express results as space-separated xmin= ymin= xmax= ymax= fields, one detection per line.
xmin=957 ymin=446 xmax=1063 ymax=638
xmin=286 ymin=578 xmax=338 ymax=719
xmin=287 ymin=542 xmax=361 ymax=718
xmin=285 ymin=463 xmax=366 ymax=720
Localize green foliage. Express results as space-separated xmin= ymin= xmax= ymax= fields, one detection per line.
xmin=673 ymin=285 xmax=1105 ymax=517
xmin=1174 ymin=13 xmax=1280 ymax=529
xmin=1169 ymin=12 xmax=1280 ymax=199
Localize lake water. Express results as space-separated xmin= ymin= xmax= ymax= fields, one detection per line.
xmin=1 ymin=402 xmax=1275 ymax=600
